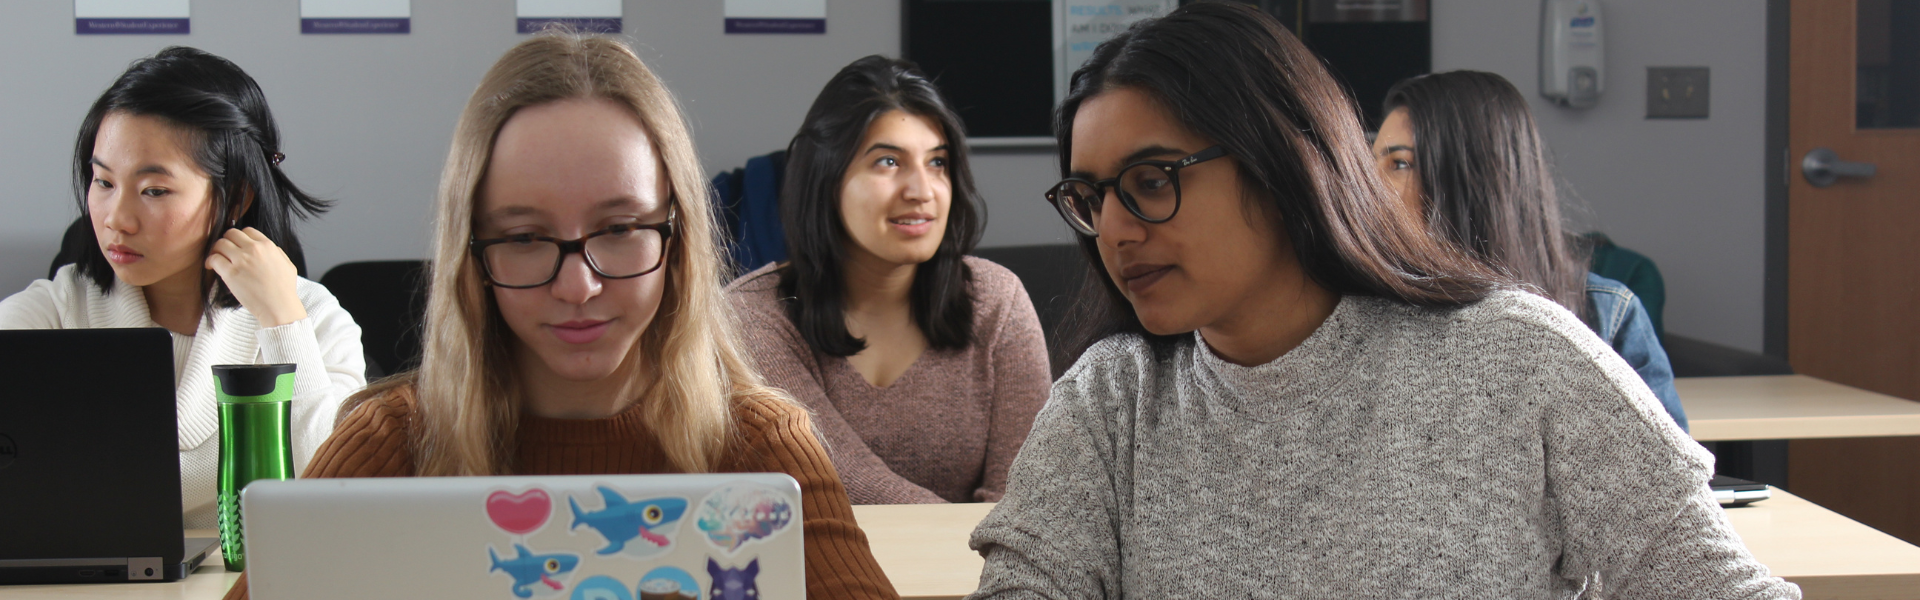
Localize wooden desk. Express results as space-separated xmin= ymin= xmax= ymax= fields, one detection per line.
xmin=1681 ymin=375 xmax=1920 ymax=441
xmin=13 ymin=494 xmax=1920 ymax=600
xmin=853 ymin=494 xmax=1920 ymax=600
xmin=1726 ymin=488 xmax=1920 ymax=598
xmin=853 ymin=503 xmax=994 ymax=600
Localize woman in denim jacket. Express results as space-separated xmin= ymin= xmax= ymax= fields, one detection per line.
xmin=1371 ymin=70 xmax=1685 ymax=430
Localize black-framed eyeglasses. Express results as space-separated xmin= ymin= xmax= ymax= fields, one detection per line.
xmin=469 ymin=205 xmax=677 ymax=289
xmin=1043 ymin=145 xmax=1228 ymax=237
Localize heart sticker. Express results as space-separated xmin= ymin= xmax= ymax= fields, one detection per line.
xmin=486 ymin=488 xmax=553 ymax=536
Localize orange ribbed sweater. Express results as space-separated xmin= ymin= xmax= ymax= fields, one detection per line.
xmin=222 ymin=382 xmax=898 ymax=600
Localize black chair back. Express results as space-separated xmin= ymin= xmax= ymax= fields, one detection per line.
xmin=970 ymin=244 xmax=1089 ymax=373
xmin=318 ymin=260 xmax=430 ymax=379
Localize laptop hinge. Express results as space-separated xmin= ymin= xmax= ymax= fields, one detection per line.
xmin=0 ymin=557 xmax=125 ymax=568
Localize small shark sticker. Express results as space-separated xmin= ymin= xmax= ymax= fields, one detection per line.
xmin=487 ymin=543 xmax=579 ymax=599
xmin=568 ymin=486 xmax=688 ymax=557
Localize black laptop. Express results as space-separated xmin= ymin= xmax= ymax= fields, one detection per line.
xmin=0 ymin=328 xmax=216 ymax=584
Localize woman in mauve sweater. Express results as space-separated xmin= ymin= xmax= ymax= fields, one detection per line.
xmin=224 ymin=35 xmax=895 ymax=600
xmin=967 ymin=4 xmax=1798 ymax=598
xmin=727 ymin=56 xmax=1049 ymax=505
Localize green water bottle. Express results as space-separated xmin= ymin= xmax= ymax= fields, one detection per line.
xmin=214 ymin=363 xmax=297 ymax=572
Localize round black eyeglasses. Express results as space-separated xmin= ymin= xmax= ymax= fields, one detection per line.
xmin=1043 ymin=146 xmax=1227 ymax=237
xmin=469 ymin=206 xmax=676 ymax=289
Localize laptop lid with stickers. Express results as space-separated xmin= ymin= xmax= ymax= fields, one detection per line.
xmin=241 ymin=473 xmax=802 ymax=599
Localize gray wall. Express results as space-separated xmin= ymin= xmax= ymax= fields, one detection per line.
xmin=1432 ymin=1 xmax=1770 ymax=352
xmin=0 ymin=0 xmax=1768 ymax=352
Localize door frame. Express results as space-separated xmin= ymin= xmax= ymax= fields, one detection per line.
xmin=1763 ymin=0 xmax=1789 ymax=360
xmin=1712 ymin=0 xmax=1794 ymax=490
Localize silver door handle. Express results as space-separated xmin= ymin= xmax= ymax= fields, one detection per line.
xmin=1802 ymin=147 xmax=1877 ymax=188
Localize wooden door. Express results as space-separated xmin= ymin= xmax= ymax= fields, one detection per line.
xmin=1786 ymin=0 xmax=1920 ymax=544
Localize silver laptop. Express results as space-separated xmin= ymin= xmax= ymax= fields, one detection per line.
xmin=242 ymin=473 xmax=803 ymax=599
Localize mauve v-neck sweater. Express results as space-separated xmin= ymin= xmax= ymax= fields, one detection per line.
xmin=223 ymin=382 xmax=898 ymax=600
xmin=727 ymin=257 xmax=1051 ymax=504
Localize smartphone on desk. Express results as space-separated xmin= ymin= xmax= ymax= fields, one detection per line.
xmin=1711 ymin=475 xmax=1771 ymax=507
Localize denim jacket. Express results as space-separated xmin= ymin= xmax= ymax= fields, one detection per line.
xmin=1587 ymin=273 xmax=1687 ymax=431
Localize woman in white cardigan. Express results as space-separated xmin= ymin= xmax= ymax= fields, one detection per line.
xmin=0 ymin=47 xmax=366 ymax=529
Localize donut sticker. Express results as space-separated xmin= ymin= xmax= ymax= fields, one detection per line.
xmin=638 ymin=566 xmax=702 ymax=600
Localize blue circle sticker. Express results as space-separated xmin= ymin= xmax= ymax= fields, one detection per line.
xmin=571 ymin=575 xmax=632 ymax=600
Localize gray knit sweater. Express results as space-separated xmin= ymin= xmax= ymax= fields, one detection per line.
xmin=967 ymin=291 xmax=1798 ymax=599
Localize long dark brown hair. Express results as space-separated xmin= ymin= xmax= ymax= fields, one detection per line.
xmin=1052 ymin=2 xmax=1499 ymax=371
xmin=1383 ymin=70 xmax=1590 ymax=322
xmin=779 ymin=55 xmax=985 ymax=357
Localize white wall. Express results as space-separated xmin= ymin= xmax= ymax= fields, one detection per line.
xmin=972 ymin=151 xmax=1077 ymax=248
xmin=1432 ymin=1 xmax=1770 ymax=352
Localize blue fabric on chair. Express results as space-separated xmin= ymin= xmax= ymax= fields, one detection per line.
xmin=711 ymin=151 xmax=789 ymax=274
xmin=735 ymin=151 xmax=789 ymax=272
xmin=712 ymin=165 xmax=746 ymax=264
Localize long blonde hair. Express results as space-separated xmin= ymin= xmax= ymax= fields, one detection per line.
xmin=405 ymin=34 xmax=774 ymax=476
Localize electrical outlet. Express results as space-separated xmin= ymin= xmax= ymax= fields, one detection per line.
xmin=1647 ymin=67 xmax=1710 ymax=119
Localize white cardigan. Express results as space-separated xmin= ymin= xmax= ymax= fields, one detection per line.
xmin=0 ymin=265 xmax=367 ymax=528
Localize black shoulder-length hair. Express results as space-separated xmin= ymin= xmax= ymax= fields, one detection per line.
xmin=777 ymin=55 xmax=985 ymax=357
xmin=1052 ymin=2 xmax=1500 ymax=369
xmin=1383 ymin=70 xmax=1590 ymax=323
xmin=71 ymin=46 xmax=330 ymax=310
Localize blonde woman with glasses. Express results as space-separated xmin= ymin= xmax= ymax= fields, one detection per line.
xmin=221 ymin=35 xmax=897 ymax=600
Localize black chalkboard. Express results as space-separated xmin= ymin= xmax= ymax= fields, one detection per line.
xmin=901 ymin=0 xmax=1430 ymax=138
xmin=903 ymin=0 xmax=1056 ymax=139
xmin=1209 ymin=0 xmax=1431 ymax=127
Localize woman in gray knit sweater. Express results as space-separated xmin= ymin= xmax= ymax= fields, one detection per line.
xmin=966 ymin=4 xmax=1798 ymax=599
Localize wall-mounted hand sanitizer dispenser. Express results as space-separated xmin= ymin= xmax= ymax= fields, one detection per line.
xmin=1540 ymin=0 xmax=1604 ymax=108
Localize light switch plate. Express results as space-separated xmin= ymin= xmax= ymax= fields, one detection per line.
xmin=1647 ymin=66 xmax=1710 ymax=119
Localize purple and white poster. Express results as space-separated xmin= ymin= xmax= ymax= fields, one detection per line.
xmin=76 ymin=0 xmax=189 ymax=35
xmin=725 ymin=0 xmax=826 ymax=34
xmin=301 ymin=0 xmax=409 ymax=34
xmin=516 ymin=0 xmax=620 ymax=34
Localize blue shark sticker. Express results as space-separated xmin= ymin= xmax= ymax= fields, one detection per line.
xmin=568 ymin=486 xmax=689 ymax=558
xmin=569 ymin=575 xmax=633 ymax=600
xmin=488 ymin=543 xmax=581 ymax=599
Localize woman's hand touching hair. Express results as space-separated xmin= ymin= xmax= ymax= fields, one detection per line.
xmin=205 ymin=227 xmax=306 ymax=327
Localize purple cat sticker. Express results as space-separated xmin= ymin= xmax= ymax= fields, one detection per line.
xmin=706 ymin=558 xmax=759 ymax=600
